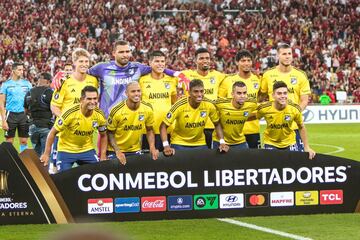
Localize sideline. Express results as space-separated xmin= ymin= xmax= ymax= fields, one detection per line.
xmin=218 ymin=218 xmax=313 ymax=240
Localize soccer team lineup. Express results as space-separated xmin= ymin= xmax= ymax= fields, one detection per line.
xmin=1 ymin=41 xmax=319 ymax=174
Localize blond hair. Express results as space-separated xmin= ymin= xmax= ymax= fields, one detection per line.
xmin=72 ymin=48 xmax=90 ymax=62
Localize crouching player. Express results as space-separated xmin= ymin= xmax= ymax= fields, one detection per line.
xmin=40 ymin=86 xmax=107 ymax=172
xmin=257 ymin=81 xmax=315 ymax=159
xmin=213 ymin=81 xmax=257 ymax=149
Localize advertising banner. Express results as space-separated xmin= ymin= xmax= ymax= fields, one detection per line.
xmin=302 ymin=105 xmax=360 ymax=124
xmin=1 ymin=142 xmax=359 ymax=224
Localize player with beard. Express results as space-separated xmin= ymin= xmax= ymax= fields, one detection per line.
xmin=88 ymin=40 xmax=188 ymax=117
xmin=180 ymin=48 xmax=226 ymax=148
xmin=160 ymin=79 xmax=227 ymax=156
xmin=214 ymin=81 xmax=257 ymax=149
xmin=40 ymin=86 xmax=107 ymax=172
xmin=107 ymin=82 xmax=158 ymax=165
xmin=257 ymin=81 xmax=315 ymax=159
xmin=259 ymin=43 xmax=311 ymax=151
xmin=218 ymin=50 xmax=261 ymax=148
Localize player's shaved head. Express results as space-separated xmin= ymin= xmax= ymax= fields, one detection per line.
xmin=126 ymin=81 xmax=140 ymax=91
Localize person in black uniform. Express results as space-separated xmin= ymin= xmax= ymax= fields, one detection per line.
xmin=24 ymin=72 xmax=53 ymax=156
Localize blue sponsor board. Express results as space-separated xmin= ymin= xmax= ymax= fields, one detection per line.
xmin=114 ymin=197 xmax=140 ymax=213
xmin=168 ymin=195 xmax=192 ymax=211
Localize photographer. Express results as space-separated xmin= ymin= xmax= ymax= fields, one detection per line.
xmin=24 ymin=72 xmax=53 ymax=156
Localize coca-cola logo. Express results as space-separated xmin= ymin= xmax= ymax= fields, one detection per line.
xmin=141 ymin=196 xmax=167 ymax=212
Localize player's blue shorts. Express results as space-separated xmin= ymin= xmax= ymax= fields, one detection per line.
xmin=212 ymin=141 xmax=248 ymax=150
xmin=107 ymin=150 xmax=143 ymax=160
xmin=245 ymin=133 xmax=261 ymax=149
xmin=56 ymin=149 xmax=99 ymax=172
xmin=171 ymin=144 xmax=208 ymax=150
xmin=295 ymin=129 xmax=305 ymax=152
xmin=264 ymin=143 xmax=298 ymax=151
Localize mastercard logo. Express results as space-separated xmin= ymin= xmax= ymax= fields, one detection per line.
xmin=249 ymin=194 xmax=266 ymax=206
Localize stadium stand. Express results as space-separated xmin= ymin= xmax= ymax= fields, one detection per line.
xmin=0 ymin=0 xmax=358 ymax=102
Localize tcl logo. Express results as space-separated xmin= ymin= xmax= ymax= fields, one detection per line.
xmin=141 ymin=196 xmax=166 ymax=212
xmin=320 ymin=190 xmax=343 ymax=205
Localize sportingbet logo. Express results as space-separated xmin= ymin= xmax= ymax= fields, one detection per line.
xmin=115 ymin=197 xmax=140 ymax=213
xmin=320 ymin=190 xmax=343 ymax=205
xmin=295 ymin=191 xmax=318 ymax=206
xmin=87 ymin=198 xmax=113 ymax=214
xmin=219 ymin=194 xmax=244 ymax=209
xmin=270 ymin=192 xmax=294 ymax=207
xmin=141 ymin=196 xmax=166 ymax=212
xmin=194 ymin=194 xmax=218 ymax=210
xmin=245 ymin=193 xmax=269 ymax=208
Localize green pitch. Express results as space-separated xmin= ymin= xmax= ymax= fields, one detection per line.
xmin=1 ymin=123 xmax=359 ymax=240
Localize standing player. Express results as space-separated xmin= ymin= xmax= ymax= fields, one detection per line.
xmin=139 ymin=51 xmax=178 ymax=151
xmin=50 ymin=48 xmax=99 ymax=172
xmin=257 ymin=81 xmax=315 ymax=159
xmin=180 ymin=48 xmax=227 ymax=148
xmin=214 ymin=81 xmax=257 ymax=149
xmin=259 ymin=43 xmax=311 ymax=150
xmin=0 ymin=62 xmax=32 ymax=152
xmin=218 ymin=50 xmax=261 ymax=148
xmin=160 ymin=79 xmax=227 ymax=156
xmin=40 ymin=86 xmax=107 ymax=172
xmin=107 ymin=82 xmax=158 ymax=165
xmin=88 ymin=40 xmax=188 ymax=117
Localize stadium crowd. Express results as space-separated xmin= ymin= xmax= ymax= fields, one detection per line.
xmin=0 ymin=0 xmax=359 ymax=103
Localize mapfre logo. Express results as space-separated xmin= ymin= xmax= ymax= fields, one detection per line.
xmin=141 ymin=196 xmax=166 ymax=212
xmin=320 ymin=190 xmax=343 ymax=205
xmin=270 ymin=192 xmax=294 ymax=207
xmin=87 ymin=198 xmax=113 ymax=214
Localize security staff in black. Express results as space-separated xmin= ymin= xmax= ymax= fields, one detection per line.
xmin=24 ymin=72 xmax=53 ymax=156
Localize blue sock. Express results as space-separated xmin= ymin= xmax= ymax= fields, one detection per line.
xmin=20 ymin=144 xmax=28 ymax=152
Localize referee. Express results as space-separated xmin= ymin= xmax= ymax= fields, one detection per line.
xmin=0 ymin=62 xmax=32 ymax=152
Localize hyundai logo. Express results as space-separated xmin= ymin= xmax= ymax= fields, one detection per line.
xmin=225 ymin=195 xmax=238 ymax=202
xmin=302 ymin=109 xmax=314 ymax=122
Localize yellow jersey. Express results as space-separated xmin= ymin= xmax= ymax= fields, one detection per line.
xmin=163 ymin=97 xmax=219 ymax=146
xmin=257 ymin=101 xmax=303 ymax=148
xmin=51 ymin=74 xmax=99 ymax=112
xmin=139 ymin=74 xmax=177 ymax=134
xmin=181 ymin=69 xmax=226 ymax=129
xmin=213 ymin=98 xmax=257 ymax=144
xmin=261 ymin=66 xmax=310 ymax=104
xmin=54 ymin=105 xmax=106 ymax=153
xmin=107 ymin=101 xmax=154 ymax=152
xmin=218 ymin=73 xmax=261 ymax=134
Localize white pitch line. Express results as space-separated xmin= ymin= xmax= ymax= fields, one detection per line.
xmin=311 ymin=143 xmax=345 ymax=155
xmin=217 ymin=218 xmax=313 ymax=240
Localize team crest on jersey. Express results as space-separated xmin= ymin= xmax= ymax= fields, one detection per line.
xmin=200 ymin=111 xmax=207 ymax=118
xmin=129 ymin=68 xmax=135 ymax=75
xmin=57 ymin=119 xmax=63 ymax=125
xmin=164 ymin=83 xmax=170 ymax=89
xmin=243 ymin=111 xmax=249 ymax=117
xmin=138 ymin=114 xmax=144 ymax=121
xmin=166 ymin=112 xmax=172 ymax=119
xmin=291 ymin=78 xmax=297 ymax=85
xmin=253 ymin=83 xmax=259 ymax=89
xmin=92 ymin=121 xmax=98 ymax=128
xmin=210 ymin=77 xmax=216 ymax=84
xmin=54 ymin=93 xmax=59 ymax=100
xmin=284 ymin=115 xmax=291 ymax=121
